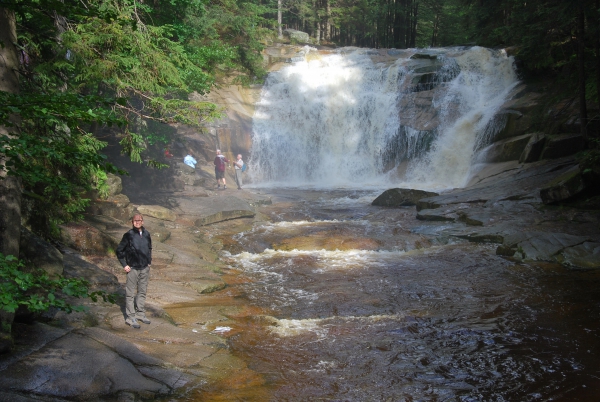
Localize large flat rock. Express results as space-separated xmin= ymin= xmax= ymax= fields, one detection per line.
xmin=416 ymin=158 xmax=577 ymax=210
xmin=0 ymin=328 xmax=194 ymax=400
xmin=175 ymin=195 xmax=255 ymax=226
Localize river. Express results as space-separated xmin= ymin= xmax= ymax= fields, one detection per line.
xmin=188 ymin=188 xmax=600 ymax=401
xmin=185 ymin=46 xmax=598 ymax=400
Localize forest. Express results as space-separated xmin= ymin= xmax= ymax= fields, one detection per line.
xmin=0 ymin=0 xmax=599 ymax=327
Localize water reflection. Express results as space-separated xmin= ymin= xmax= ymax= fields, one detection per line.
xmin=219 ymin=190 xmax=600 ymax=401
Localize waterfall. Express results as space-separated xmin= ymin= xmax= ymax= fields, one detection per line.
xmin=250 ymin=46 xmax=519 ymax=190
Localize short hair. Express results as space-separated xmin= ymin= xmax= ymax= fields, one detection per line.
xmin=132 ymin=214 xmax=143 ymax=222
xmin=216 ymin=149 xmax=221 ymax=153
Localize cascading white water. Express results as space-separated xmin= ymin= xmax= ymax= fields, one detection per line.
xmin=250 ymin=46 xmax=519 ymax=190
xmin=405 ymin=47 xmax=520 ymax=189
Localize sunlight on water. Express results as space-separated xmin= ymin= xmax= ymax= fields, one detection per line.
xmin=250 ymin=46 xmax=519 ymax=191
xmin=231 ymin=248 xmax=407 ymax=272
xmin=266 ymin=314 xmax=408 ymax=338
xmin=208 ymin=189 xmax=600 ymax=401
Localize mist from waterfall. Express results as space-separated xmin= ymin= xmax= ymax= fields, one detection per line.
xmin=249 ymin=46 xmax=519 ymax=190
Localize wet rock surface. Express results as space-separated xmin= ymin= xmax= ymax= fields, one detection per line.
xmin=383 ymin=157 xmax=600 ymax=268
xmin=372 ymin=188 xmax=438 ymax=207
xmin=0 ymin=178 xmax=268 ymax=401
xmin=2 ymin=152 xmax=599 ymax=400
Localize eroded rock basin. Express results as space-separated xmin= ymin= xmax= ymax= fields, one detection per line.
xmin=196 ymin=188 xmax=600 ymax=401
xmin=2 ymin=186 xmax=599 ymax=401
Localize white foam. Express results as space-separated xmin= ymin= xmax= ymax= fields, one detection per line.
xmin=249 ymin=46 xmax=519 ymax=191
xmin=267 ymin=314 xmax=408 ymax=337
xmin=231 ymin=248 xmax=407 ymax=272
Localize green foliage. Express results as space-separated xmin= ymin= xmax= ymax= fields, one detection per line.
xmin=1 ymin=0 xmax=272 ymax=237
xmin=0 ymin=91 xmax=127 ymax=231
xmin=0 ymin=253 xmax=116 ymax=314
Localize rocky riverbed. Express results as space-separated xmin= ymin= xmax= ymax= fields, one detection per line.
xmin=0 ymin=164 xmax=274 ymax=401
xmin=0 ymin=153 xmax=599 ymax=401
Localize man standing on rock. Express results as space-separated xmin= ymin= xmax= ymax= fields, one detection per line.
xmin=116 ymin=213 xmax=152 ymax=329
xmin=214 ymin=149 xmax=230 ymax=189
xmin=234 ymin=154 xmax=244 ymax=190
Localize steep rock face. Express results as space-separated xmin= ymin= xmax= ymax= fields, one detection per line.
xmin=19 ymin=227 xmax=63 ymax=279
xmin=540 ymin=166 xmax=586 ymax=204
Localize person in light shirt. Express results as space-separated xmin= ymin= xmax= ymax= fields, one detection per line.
xmin=234 ymin=154 xmax=244 ymax=189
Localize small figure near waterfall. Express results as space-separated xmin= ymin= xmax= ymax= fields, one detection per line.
xmin=183 ymin=153 xmax=197 ymax=169
xmin=116 ymin=214 xmax=153 ymax=329
xmin=234 ymin=154 xmax=245 ymax=189
xmin=214 ymin=149 xmax=230 ymax=189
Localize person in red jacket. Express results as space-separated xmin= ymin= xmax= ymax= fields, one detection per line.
xmin=213 ymin=149 xmax=230 ymax=189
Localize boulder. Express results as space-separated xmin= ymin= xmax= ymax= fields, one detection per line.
xmin=491 ymin=87 xmax=543 ymax=142
xmin=372 ymin=188 xmax=439 ymax=207
xmin=136 ymin=205 xmax=177 ymax=222
xmin=540 ymin=166 xmax=585 ymax=204
xmin=62 ymin=253 xmax=120 ymax=290
xmin=559 ymin=242 xmax=600 ymax=269
xmin=480 ymin=133 xmax=532 ymax=163
xmin=105 ymin=173 xmax=123 ymax=197
xmin=541 ymin=134 xmax=585 ymax=160
xmin=19 ymin=227 xmax=63 ymax=279
xmin=499 ymin=231 xmax=588 ymax=261
xmin=59 ymin=222 xmax=119 ymax=256
xmin=86 ymin=194 xmax=134 ymax=222
xmin=519 ymin=132 xmax=546 ymax=163
xmin=283 ymin=29 xmax=310 ymax=44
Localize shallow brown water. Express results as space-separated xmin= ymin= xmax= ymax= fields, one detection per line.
xmin=194 ymin=189 xmax=600 ymax=401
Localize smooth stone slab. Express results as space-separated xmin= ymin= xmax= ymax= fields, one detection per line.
xmin=137 ymin=205 xmax=178 ymax=221
xmin=175 ymin=196 xmax=255 ymax=226
xmin=0 ymin=330 xmax=171 ymax=399
xmin=559 ymin=242 xmax=600 ymax=269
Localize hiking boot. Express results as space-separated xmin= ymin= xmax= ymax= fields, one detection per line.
xmin=217 ymin=185 xmax=221 ymax=188
xmin=138 ymin=316 xmax=151 ymax=324
xmin=223 ymin=185 xmax=227 ymax=189
xmin=126 ymin=318 xmax=141 ymax=329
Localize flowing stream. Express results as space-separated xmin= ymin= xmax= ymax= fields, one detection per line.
xmin=215 ymin=190 xmax=600 ymax=401
xmin=195 ymin=47 xmax=599 ymax=400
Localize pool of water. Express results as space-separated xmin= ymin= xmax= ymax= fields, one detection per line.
xmin=201 ymin=189 xmax=600 ymax=401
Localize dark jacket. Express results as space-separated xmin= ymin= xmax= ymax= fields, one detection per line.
xmin=214 ymin=155 xmax=229 ymax=172
xmin=116 ymin=227 xmax=152 ymax=269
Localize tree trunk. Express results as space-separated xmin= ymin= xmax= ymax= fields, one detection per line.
xmin=576 ymin=1 xmax=588 ymax=141
xmin=410 ymin=1 xmax=418 ymax=48
xmin=431 ymin=11 xmax=439 ymax=47
xmin=313 ymin=0 xmax=320 ymax=45
xmin=278 ymin=0 xmax=283 ymax=39
xmin=596 ymin=0 xmax=600 ymax=113
xmin=0 ymin=7 xmax=22 ymax=354
xmin=325 ymin=0 xmax=331 ymax=42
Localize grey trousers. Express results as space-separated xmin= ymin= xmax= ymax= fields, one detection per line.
xmin=235 ymin=169 xmax=243 ymax=188
xmin=125 ymin=266 xmax=150 ymax=319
